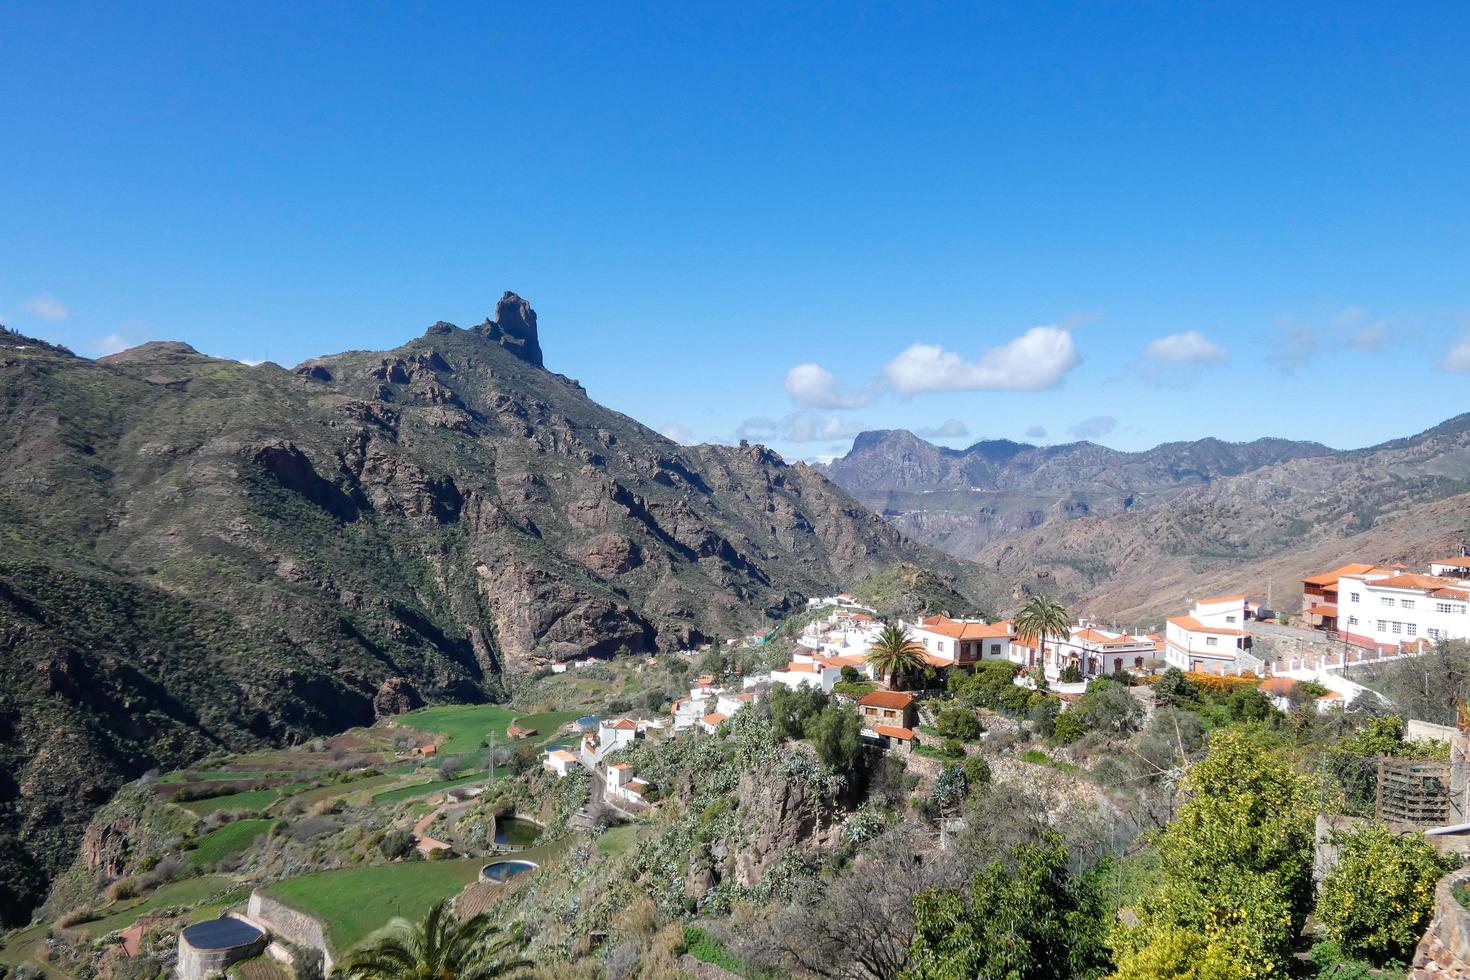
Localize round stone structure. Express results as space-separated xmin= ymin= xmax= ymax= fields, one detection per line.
xmin=177 ymin=915 xmax=268 ymax=980
xmin=480 ymin=859 xmax=538 ymax=883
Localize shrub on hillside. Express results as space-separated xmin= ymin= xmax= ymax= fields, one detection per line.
xmin=934 ymin=708 xmax=982 ymax=741
xmin=1317 ymin=824 xmax=1450 ymax=965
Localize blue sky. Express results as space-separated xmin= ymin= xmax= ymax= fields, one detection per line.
xmin=4 ymin=3 xmax=1470 ymax=461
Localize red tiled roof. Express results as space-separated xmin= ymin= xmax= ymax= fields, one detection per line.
xmin=1372 ymin=573 xmax=1464 ymax=593
xmin=1197 ymin=594 xmax=1246 ymax=605
xmin=859 ymin=690 xmax=916 ymax=709
xmin=873 ymin=725 xmax=915 ymax=741
xmin=913 ymin=617 xmax=1011 ymax=640
xmin=1302 ymin=563 xmax=1388 ymax=587
xmin=701 ymin=712 xmax=728 ymax=725
xmin=611 ymin=719 xmax=637 ymax=730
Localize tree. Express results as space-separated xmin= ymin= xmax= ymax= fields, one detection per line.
xmin=1151 ymin=667 xmax=1199 ymax=707
xmin=1013 ymin=595 xmax=1071 ymax=670
xmin=866 ymin=623 xmax=927 ymax=690
xmin=935 ymin=708 xmax=982 ymax=741
xmin=809 ymin=703 xmax=862 ymax=770
xmin=1317 ymin=824 xmax=1449 ymax=965
xmin=339 ymin=899 xmax=526 ymax=980
xmin=1116 ymin=730 xmax=1319 ymax=976
xmin=768 ymin=685 xmax=827 ymax=740
xmin=1072 ymin=678 xmax=1142 ymax=736
xmin=900 ymin=830 xmax=1110 ymax=979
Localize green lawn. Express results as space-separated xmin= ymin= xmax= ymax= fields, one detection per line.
xmin=180 ymin=788 xmax=284 ymax=817
xmin=263 ymin=837 xmax=576 ymax=954
xmin=159 ymin=770 xmax=279 ymax=783
xmin=188 ymin=819 xmax=272 ymax=868
xmin=395 ymin=705 xmax=582 ymax=765
xmin=292 ymin=773 xmax=413 ymax=808
xmin=595 ymin=824 xmax=638 ymax=857
xmin=0 ymin=923 xmax=49 ymax=967
xmin=263 ymin=860 xmax=485 ymax=953
xmin=370 ymin=773 xmax=498 ymax=806
xmin=76 ymin=875 xmax=241 ymax=938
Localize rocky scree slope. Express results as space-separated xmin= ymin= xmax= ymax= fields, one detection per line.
xmin=0 ymin=297 xmax=980 ymax=925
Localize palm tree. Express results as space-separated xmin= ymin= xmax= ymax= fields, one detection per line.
xmin=1013 ymin=594 xmax=1072 ymax=673
xmin=866 ymin=622 xmax=927 ymax=690
xmin=340 ymin=899 xmax=526 ymax=980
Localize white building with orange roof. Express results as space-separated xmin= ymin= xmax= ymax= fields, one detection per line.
xmin=902 ymin=615 xmax=1020 ymax=670
xmin=1300 ymin=562 xmax=1393 ymax=630
xmin=542 ymin=748 xmax=579 ymax=778
xmin=1336 ymin=567 xmax=1470 ymax=651
xmin=1042 ymin=623 xmax=1161 ymax=681
xmin=698 ymin=711 xmax=728 ymax=734
xmin=1164 ymin=596 xmax=1258 ymax=674
xmin=605 ymin=762 xmax=651 ymax=803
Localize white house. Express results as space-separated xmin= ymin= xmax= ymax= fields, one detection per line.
xmin=698 ymin=711 xmax=728 ymax=734
xmin=716 ymin=690 xmax=760 ymax=717
xmin=542 ymin=749 xmax=579 ymax=778
xmin=771 ymin=657 xmax=841 ymax=692
xmin=671 ymin=694 xmax=713 ymax=731
xmin=1165 ymin=596 xmax=1255 ymax=674
xmin=1336 ymin=568 xmax=1470 ymax=651
xmin=605 ymin=762 xmax=650 ymax=804
xmin=902 ymin=616 xmax=1017 ymax=670
xmin=597 ymin=718 xmax=639 ymax=754
xmin=1040 ymin=625 xmax=1160 ymax=682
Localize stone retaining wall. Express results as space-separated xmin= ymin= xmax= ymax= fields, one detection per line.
xmin=1412 ymin=870 xmax=1470 ymax=977
xmin=247 ymin=891 xmax=335 ymax=973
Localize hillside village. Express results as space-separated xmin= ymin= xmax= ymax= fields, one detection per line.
xmin=9 ymin=549 xmax=1470 ymax=980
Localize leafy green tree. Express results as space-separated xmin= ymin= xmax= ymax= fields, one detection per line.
xmin=1072 ymin=678 xmax=1142 ymax=735
xmin=1030 ymin=695 xmax=1060 ymax=737
xmin=697 ymin=647 xmax=728 ymax=678
xmin=1222 ymin=685 xmax=1276 ymax=723
xmin=1116 ymin=730 xmax=1319 ymax=976
xmin=935 ymin=707 xmax=982 ymax=741
xmin=768 ymin=685 xmax=827 ymax=740
xmin=1152 ymin=667 xmax=1199 ymax=707
xmin=901 ymin=830 xmax=1110 ymax=979
xmin=962 ymin=755 xmax=991 ymax=788
xmin=1052 ymin=711 xmax=1086 ymax=744
xmin=1317 ymin=824 xmax=1449 ymax=965
xmin=866 ymin=623 xmax=927 ymax=689
xmin=949 ymin=660 xmax=1022 ymax=709
xmin=808 ymin=702 xmax=862 ymax=769
xmin=1014 ymin=595 xmax=1071 ymax=671
xmin=340 ymin=898 xmax=525 ymax=980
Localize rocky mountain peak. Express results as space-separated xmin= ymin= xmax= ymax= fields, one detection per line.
xmin=477 ymin=290 xmax=544 ymax=368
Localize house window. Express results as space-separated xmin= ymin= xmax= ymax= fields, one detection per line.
xmin=1348 ymin=615 xmax=1358 ymax=626
xmin=1205 ymin=636 xmax=1218 ymax=647
xmin=1406 ymin=624 xmax=1417 ymax=637
xmin=1402 ymin=599 xmax=1415 ymax=610
xmin=1134 ymin=656 xmax=1144 ymax=668
xmin=1377 ymin=620 xmax=1389 ymax=632
xmin=1437 ymin=603 xmax=1459 ymax=614
xmin=1381 ymin=597 xmax=1395 ymax=607
xmin=883 ymin=708 xmax=896 ymax=719
xmin=1391 ymin=622 xmax=1402 ymax=635
xmin=1226 ymin=615 xmax=1237 ymax=624
xmin=1430 ymin=629 xmax=1442 ymax=640
xmin=1349 ymin=592 xmax=1361 ymax=603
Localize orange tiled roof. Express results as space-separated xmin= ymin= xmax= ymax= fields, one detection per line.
xmin=783 ymin=661 xmax=819 ymax=673
xmin=611 ymin=719 xmax=637 ymax=730
xmin=701 ymin=712 xmax=728 ymax=725
xmin=912 ymin=617 xmax=1011 ymax=640
xmin=1258 ymin=677 xmax=1298 ymax=695
xmin=1302 ymin=563 xmax=1389 ymax=587
xmin=1432 ymin=557 xmax=1470 ymax=569
xmin=1371 ymin=573 xmax=1463 ymax=593
xmin=1168 ymin=615 xmax=1249 ymax=637
xmin=873 ymin=725 xmax=915 ymax=741
xmin=1197 ymin=594 xmax=1246 ymax=605
xmin=859 ymin=690 xmax=916 ymax=709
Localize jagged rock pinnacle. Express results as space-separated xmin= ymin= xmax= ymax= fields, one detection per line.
xmin=478 ymin=291 xmax=544 ymax=368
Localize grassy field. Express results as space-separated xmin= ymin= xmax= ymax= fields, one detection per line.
xmin=187 ymin=819 xmax=272 ymax=867
xmin=595 ymin=824 xmax=638 ymax=857
xmin=395 ymin=705 xmax=582 ymax=765
xmin=264 ymin=837 xmax=576 ymax=953
xmin=292 ymin=773 xmax=417 ymax=808
xmin=370 ymin=773 xmax=498 ymax=806
xmin=75 ymin=875 xmax=242 ymax=938
xmin=180 ymin=787 xmax=284 ymax=817
xmin=263 ymin=860 xmax=485 ymax=952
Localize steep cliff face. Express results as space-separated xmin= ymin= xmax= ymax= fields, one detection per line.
xmin=0 ymin=302 xmax=982 ymax=925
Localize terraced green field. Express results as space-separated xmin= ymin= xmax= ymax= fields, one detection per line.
xmin=187 ymin=819 xmax=272 ymax=867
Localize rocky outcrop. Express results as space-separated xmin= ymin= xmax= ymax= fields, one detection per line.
xmin=372 ymin=677 xmax=423 ymax=718
xmin=1413 ymin=869 xmax=1470 ymax=977
xmin=478 ymin=291 xmax=543 ymax=367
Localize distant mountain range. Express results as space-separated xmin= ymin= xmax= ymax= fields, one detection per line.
xmin=0 ymin=294 xmax=982 ymax=925
xmin=818 ymin=419 xmax=1470 ymax=622
xmin=815 ymin=429 xmax=1335 ymax=554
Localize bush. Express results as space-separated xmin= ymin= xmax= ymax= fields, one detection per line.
xmin=935 ymin=708 xmax=982 ymax=741
xmin=840 ymin=665 xmax=862 ymax=683
xmin=1030 ymin=696 xmax=1060 ymax=738
xmin=1051 ymin=711 xmax=1086 ymax=745
xmin=939 ymin=738 xmax=966 ymax=759
xmin=1060 ymin=663 xmax=1083 ymax=684
xmin=1152 ymin=667 xmax=1199 ymax=706
xmin=378 ymin=828 xmax=415 ymax=860
xmin=962 ymin=756 xmax=991 ymax=787
xmin=1317 ymin=824 xmax=1449 ymax=965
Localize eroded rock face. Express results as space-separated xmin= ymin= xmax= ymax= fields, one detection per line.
xmin=478 ymin=291 xmax=543 ymax=367
xmin=372 ymin=677 xmax=423 ymax=718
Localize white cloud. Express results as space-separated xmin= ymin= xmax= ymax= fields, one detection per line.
xmin=736 ymin=411 xmax=865 ymax=444
xmin=659 ymin=422 xmax=697 ymax=445
xmin=883 ymin=326 xmax=1079 ymax=394
xmin=783 ymin=363 xmax=877 ymax=408
xmin=1444 ymin=338 xmax=1470 ymax=373
xmin=1068 ymin=415 xmax=1117 ymax=440
xmin=23 ymin=295 xmax=69 ymax=321
xmin=95 ymin=333 xmax=130 ymax=356
xmin=913 ymin=419 xmax=969 ymax=439
xmin=1024 ymin=425 xmax=1047 ymax=439
xmin=1143 ymin=330 xmax=1228 ymax=364
xmin=1335 ymin=307 xmax=1389 ymax=351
